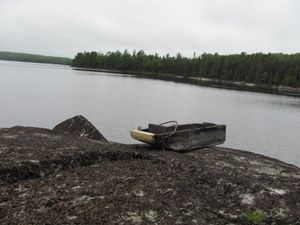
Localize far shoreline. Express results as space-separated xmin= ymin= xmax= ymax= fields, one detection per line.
xmin=2 ymin=58 xmax=299 ymax=97
xmin=72 ymin=67 xmax=300 ymax=98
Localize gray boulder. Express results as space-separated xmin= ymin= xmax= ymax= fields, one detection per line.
xmin=52 ymin=115 xmax=107 ymax=142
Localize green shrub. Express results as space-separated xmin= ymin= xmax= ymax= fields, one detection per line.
xmin=245 ymin=209 xmax=264 ymax=224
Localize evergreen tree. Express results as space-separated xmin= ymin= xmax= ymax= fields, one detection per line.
xmin=71 ymin=50 xmax=300 ymax=88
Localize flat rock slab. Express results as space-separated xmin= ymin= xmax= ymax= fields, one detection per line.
xmin=0 ymin=124 xmax=299 ymax=224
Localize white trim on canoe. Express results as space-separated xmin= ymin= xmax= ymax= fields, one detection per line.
xmin=130 ymin=130 xmax=155 ymax=144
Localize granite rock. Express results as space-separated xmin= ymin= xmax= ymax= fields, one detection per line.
xmin=53 ymin=115 xmax=107 ymax=142
xmin=0 ymin=117 xmax=299 ymax=225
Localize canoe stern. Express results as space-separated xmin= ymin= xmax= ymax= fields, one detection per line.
xmin=130 ymin=130 xmax=155 ymax=145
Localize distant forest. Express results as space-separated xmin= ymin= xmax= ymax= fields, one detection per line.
xmin=0 ymin=51 xmax=72 ymax=65
xmin=72 ymin=50 xmax=300 ymax=87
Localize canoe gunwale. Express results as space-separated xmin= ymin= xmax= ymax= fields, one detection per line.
xmin=131 ymin=122 xmax=226 ymax=152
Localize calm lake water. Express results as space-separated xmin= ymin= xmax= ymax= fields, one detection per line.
xmin=0 ymin=60 xmax=300 ymax=166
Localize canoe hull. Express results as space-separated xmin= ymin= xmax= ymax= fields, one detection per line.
xmin=130 ymin=123 xmax=226 ymax=152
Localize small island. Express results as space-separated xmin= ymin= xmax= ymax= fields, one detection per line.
xmin=1 ymin=116 xmax=299 ymax=224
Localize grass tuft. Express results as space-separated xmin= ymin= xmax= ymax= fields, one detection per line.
xmin=245 ymin=209 xmax=264 ymax=224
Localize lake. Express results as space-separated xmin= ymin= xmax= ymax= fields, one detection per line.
xmin=0 ymin=60 xmax=300 ymax=166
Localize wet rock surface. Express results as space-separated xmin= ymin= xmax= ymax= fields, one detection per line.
xmin=0 ymin=117 xmax=299 ymax=225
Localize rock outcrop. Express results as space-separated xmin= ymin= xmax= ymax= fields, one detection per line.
xmin=0 ymin=116 xmax=299 ymax=225
xmin=53 ymin=115 xmax=107 ymax=142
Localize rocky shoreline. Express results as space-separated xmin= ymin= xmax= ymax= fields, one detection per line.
xmin=1 ymin=116 xmax=299 ymax=225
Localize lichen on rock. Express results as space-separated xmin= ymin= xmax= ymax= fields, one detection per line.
xmin=0 ymin=116 xmax=299 ymax=225
xmin=52 ymin=115 xmax=107 ymax=142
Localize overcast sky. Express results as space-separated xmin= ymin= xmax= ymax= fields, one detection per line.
xmin=0 ymin=0 xmax=299 ymax=58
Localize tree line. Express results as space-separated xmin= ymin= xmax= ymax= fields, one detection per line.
xmin=0 ymin=51 xmax=72 ymax=65
xmin=72 ymin=50 xmax=300 ymax=87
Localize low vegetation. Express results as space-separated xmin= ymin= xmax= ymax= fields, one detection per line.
xmin=245 ymin=210 xmax=264 ymax=224
xmin=0 ymin=51 xmax=72 ymax=65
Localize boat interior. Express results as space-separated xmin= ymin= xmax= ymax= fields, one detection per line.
xmin=147 ymin=122 xmax=217 ymax=134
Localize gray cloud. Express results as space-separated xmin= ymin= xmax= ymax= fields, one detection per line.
xmin=0 ymin=0 xmax=299 ymax=58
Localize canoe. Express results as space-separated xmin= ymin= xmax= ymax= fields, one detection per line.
xmin=130 ymin=121 xmax=226 ymax=152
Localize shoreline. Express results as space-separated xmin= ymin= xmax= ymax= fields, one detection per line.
xmin=1 ymin=115 xmax=299 ymax=224
xmin=73 ymin=67 xmax=300 ymax=97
